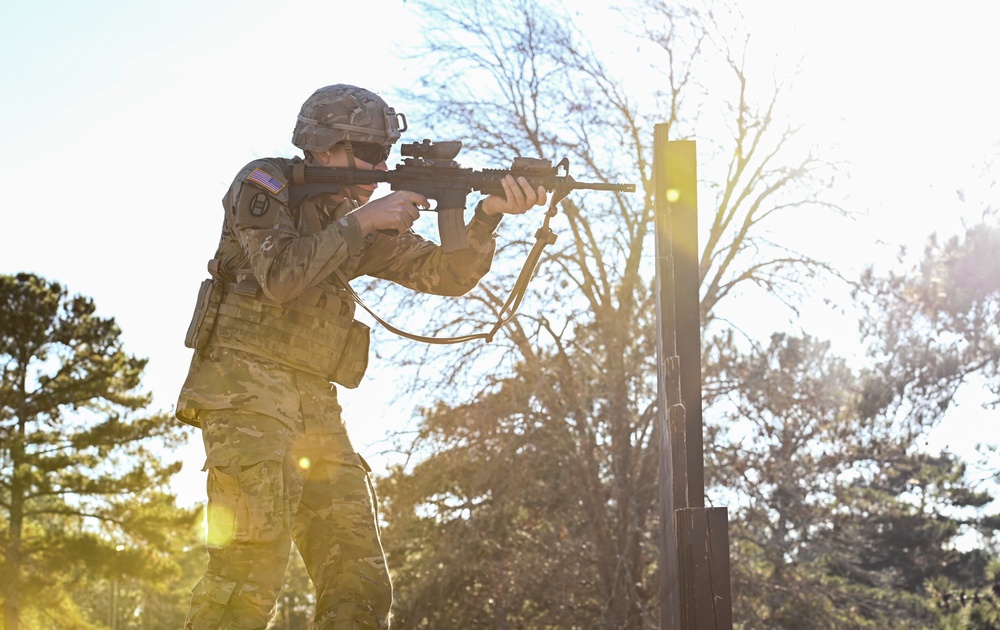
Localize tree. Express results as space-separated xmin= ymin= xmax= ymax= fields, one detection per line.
xmin=373 ymin=1 xmax=846 ymax=627
xmin=850 ymin=212 xmax=1000 ymax=627
xmin=707 ymin=332 xmax=994 ymax=628
xmin=370 ymin=4 xmax=1000 ymax=626
xmin=928 ymin=560 xmax=1000 ymax=629
xmin=382 ymin=339 xmax=644 ymax=628
xmin=855 ymin=218 xmax=1000 ymax=425
xmin=0 ymin=273 xmax=195 ymax=629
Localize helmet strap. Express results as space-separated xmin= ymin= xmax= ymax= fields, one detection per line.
xmin=343 ymin=140 xmax=358 ymax=169
xmin=340 ymin=141 xmax=363 ymax=203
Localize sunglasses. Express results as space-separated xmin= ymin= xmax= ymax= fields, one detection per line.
xmin=352 ymin=142 xmax=391 ymax=165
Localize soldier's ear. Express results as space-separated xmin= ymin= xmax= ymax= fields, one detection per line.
xmin=310 ymin=150 xmax=334 ymax=166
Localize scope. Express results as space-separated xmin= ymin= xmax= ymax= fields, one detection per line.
xmin=400 ymin=139 xmax=463 ymax=161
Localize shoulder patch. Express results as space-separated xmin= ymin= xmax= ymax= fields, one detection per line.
xmin=235 ymin=184 xmax=280 ymax=228
xmin=228 ymin=159 xmax=291 ymax=228
xmin=247 ymin=168 xmax=286 ymax=194
xmin=249 ymin=192 xmax=269 ymax=216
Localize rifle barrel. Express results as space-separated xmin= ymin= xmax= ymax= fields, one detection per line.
xmin=569 ymin=181 xmax=636 ymax=192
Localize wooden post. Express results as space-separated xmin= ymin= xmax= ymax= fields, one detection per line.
xmin=655 ymin=128 xmax=734 ymax=629
xmin=655 ymin=125 xmax=683 ymax=630
xmin=664 ymin=140 xmax=705 ymax=508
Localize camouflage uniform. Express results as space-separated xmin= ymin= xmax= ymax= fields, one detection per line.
xmin=179 ymin=87 xmax=503 ymax=629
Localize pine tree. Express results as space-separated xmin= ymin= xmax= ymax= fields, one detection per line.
xmin=0 ymin=273 xmax=195 ymax=629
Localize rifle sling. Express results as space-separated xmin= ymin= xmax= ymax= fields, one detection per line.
xmin=333 ymin=196 xmax=562 ymax=346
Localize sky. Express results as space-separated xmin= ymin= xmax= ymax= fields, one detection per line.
xmin=1 ymin=0 xmax=427 ymax=505
xmin=2 ymin=0 xmax=999 ymax=507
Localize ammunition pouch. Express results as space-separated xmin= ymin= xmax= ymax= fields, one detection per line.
xmin=333 ymin=319 xmax=370 ymax=389
xmin=184 ymin=278 xmax=224 ymax=352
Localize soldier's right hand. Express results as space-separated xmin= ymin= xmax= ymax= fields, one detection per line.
xmin=351 ymin=191 xmax=429 ymax=237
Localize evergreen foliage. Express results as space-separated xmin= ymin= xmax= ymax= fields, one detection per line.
xmin=0 ymin=273 xmax=197 ymax=629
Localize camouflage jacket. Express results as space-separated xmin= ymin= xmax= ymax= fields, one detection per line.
xmin=176 ymin=157 xmax=502 ymax=429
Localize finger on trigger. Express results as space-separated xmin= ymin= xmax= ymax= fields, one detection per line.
xmin=406 ymin=190 xmax=429 ymax=208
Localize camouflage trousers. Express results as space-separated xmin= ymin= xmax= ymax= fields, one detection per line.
xmin=184 ymin=409 xmax=392 ymax=629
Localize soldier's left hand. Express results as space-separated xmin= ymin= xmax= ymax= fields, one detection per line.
xmin=482 ymin=175 xmax=547 ymax=216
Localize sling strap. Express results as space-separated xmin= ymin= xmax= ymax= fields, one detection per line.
xmin=321 ymin=194 xmax=563 ymax=345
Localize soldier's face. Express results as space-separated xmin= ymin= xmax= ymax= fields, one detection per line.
xmin=318 ymin=144 xmax=389 ymax=201
xmin=320 ymin=145 xmax=388 ymax=169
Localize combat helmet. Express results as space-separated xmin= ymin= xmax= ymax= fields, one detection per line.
xmin=292 ymin=84 xmax=407 ymax=152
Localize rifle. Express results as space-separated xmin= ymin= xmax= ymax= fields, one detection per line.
xmin=288 ymin=139 xmax=637 ymax=252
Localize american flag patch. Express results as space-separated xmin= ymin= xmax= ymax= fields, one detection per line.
xmin=247 ymin=168 xmax=285 ymax=194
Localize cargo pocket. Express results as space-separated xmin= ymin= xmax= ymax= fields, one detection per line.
xmin=206 ymin=460 xmax=285 ymax=546
xmin=189 ymin=574 xmax=238 ymax=605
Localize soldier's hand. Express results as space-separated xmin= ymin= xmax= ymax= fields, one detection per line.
xmin=352 ymin=191 xmax=429 ymax=236
xmin=482 ymin=175 xmax=548 ymax=216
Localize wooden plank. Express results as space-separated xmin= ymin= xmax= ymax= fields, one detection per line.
xmin=664 ymin=140 xmax=705 ymax=507
xmin=676 ymin=507 xmax=734 ymax=629
xmin=655 ymin=123 xmax=682 ymax=630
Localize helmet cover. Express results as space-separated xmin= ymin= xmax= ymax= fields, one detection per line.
xmin=292 ymin=84 xmax=405 ymax=152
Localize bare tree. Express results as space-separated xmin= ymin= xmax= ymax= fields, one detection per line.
xmin=374 ymin=1 xmax=847 ymax=627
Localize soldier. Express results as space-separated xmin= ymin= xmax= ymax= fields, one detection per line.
xmin=177 ymin=84 xmax=546 ymax=629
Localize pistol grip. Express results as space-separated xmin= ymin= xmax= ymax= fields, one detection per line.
xmin=438 ymin=207 xmax=469 ymax=252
